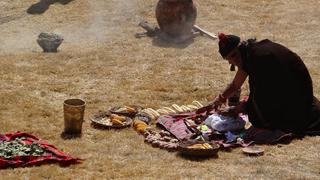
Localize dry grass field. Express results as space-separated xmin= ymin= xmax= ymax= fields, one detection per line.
xmin=1 ymin=0 xmax=320 ymax=179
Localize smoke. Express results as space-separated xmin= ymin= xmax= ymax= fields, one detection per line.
xmin=0 ymin=0 xmax=142 ymax=53
xmin=56 ymin=0 xmax=141 ymax=45
xmin=0 ymin=13 xmax=38 ymax=53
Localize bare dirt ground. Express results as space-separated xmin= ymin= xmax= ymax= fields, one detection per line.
xmin=1 ymin=0 xmax=320 ymax=179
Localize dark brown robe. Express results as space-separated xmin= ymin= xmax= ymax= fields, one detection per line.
xmin=240 ymin=39 xmax=320 ymax=135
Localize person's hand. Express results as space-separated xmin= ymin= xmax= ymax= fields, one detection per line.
xmin=212 ymin=94 xmax=227 ymax=110
xmin=217 ymin=106 xmax=238 ymax=118
xmin=195 ymin=103 xmax=214 ymax=115
xmin=196 ymin=94 xmax=227 ymax=115
xmin=218 ymin=100 xmax=247 ymax=118
xmin=234 ymin=100 xmax=246 ymax=114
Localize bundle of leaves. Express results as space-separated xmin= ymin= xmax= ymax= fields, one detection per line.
xmin=0 ymin=138 xmax=46 ymax=158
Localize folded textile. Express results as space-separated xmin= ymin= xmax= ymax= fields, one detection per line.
xmin=204 ymin=114 xmax=246 ymax=132
xmin=157 ymin=111 xmax=294 ymax=146
xmin=157 ymin=113 xmax=196 ymax=140
xmin=0 ymin=131 xmax=82 ymax=169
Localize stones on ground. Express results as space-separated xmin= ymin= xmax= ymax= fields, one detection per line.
xmin=144 ymin=129 xmax=178 ymax=151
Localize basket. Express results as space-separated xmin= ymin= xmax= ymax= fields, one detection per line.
xmin=90 ymin=111 xmax=132 ymax=128
xmin=178 ymin=141 xmax=220 ymax=157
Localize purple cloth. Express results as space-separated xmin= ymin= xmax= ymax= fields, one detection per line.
xmin=157 ymin=113 xmax=199 ymax=140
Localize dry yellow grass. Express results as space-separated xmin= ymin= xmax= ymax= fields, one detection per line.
xmin=0 ymin=0 xmax=320 ymax=179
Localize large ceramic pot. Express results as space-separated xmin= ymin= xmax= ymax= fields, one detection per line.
xmin=37 ymin=32 xmax=64 ymax=53
xmin=156 ymin=0 xmax=197 ymax=37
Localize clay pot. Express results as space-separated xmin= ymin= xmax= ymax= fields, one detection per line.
xmin=37 ymin=32 xmax=63 ymax=52
xmin=156 ymin=0 xmax=197 ymax=37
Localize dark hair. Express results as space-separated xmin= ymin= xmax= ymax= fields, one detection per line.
xmin=218 ymin=33 xmax=241 ymax=57
xmin=238 ymin=38 xmax=257 ymax=67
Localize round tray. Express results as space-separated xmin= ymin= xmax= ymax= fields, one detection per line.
xmin=242 ymin=146 xmax=264 ymax=156
xmin=178 ymin=141 xmax=220 ymax=157
xmin=91 ymin=111 xmax=132 ymax=128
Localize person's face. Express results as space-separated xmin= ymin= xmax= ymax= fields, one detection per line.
xmin=224 ymin=47 xmax=242 ymax=68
